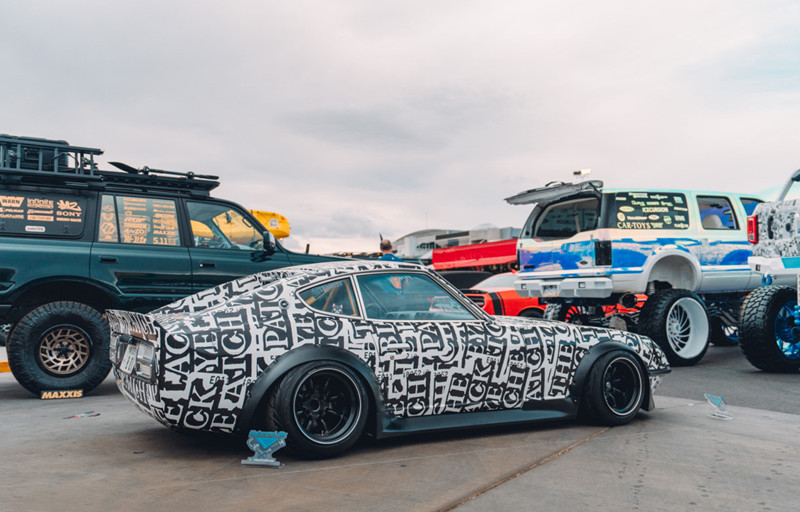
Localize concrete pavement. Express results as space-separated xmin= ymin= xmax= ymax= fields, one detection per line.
xmin=1 ymin=362 xmax=797 ymax=512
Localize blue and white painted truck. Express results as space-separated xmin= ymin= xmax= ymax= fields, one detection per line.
xmin=508 ymin=180 xmax=763 ymax=366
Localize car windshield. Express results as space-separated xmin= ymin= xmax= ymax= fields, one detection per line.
xmin=472 ymin=273 xmax=516 ymax=289
xmin=356 ymin=272 xmax=476 ymax=321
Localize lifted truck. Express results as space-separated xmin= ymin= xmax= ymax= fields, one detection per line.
xmin=508 ymin=180 xmax=762 ymax=366
xmin=0 ymin=134 xmax=339 ymax=395
xmin=739 ymin=169 xmax=800 ymax=372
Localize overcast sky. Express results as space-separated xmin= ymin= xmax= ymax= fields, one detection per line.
xmin=4 ymin=1 xmax=799 ymax=253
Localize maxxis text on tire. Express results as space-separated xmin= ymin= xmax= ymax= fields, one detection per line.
xmin=638 ymin=289 xmax=710 ymax=366
xmin=266 ymin=361 xmax=368 ymax=459
xmin=739 ymin=285 xmax=800 ymax=373
xmin=580 ymin=349 xmax=645 ymax=426
xmin=6 ymin=301 xmax=111 ymax=396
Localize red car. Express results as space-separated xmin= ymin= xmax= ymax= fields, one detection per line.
xmin=465 ymin=272 xmax=544 ymax=318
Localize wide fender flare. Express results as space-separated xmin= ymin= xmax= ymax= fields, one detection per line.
xmin=568 ymin=341 xmax=654 ymax=411
xmin=641 ymin=246 xmax=702 ymax=291
xmin=235 ymin=344 xmax=385 ymax=435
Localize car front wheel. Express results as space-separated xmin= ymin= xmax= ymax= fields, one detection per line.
xmin=267 ymin=361 xmax=368 ymax=459
xmin=580 ymin=350 xmax=645 ymax=426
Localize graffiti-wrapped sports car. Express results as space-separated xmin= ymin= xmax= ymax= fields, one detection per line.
xmin=107 ymin=261 xmax=670 ymax=459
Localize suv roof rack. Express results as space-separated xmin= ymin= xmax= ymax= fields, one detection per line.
xmin=0 ymin=134 xmax=102 ymax=175
xmin=0 ymin=134 xmax=220 ymax=195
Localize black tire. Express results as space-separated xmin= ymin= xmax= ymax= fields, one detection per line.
xmin=544 ymin=303 xmax=602 ymax=325
xmin=638 ymin=289 xmax=709 ymax=366
xmin=0 ymin=323 xmax=10 ymax=347
xmin=580 ymin=350 xmax=645 ymax=426
xmin=6 ymin=301 xmax=111 ymax=396
xmin=518 ymin=308 xmax=543 ymax=319
xmin=739 ymin=286 xmax=800 ymax=373
xmin=267 ymin=361 xmax=368 ymax=459
xmin=709 ymin=317 xmax=739 ymax=346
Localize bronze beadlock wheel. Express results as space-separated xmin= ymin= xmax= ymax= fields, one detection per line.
xmin=37 ymin=324 xmax=92 ymax=376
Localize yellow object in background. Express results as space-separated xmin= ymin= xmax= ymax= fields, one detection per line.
xmin=249 ymin=210 xmax=291 ymax=239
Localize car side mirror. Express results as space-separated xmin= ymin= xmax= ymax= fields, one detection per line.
xmin=263 ymin=231 xmax=277 ymax=256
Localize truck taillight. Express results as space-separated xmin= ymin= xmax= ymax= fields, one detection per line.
xmin=747 ymin=215 xmax=758 ymax=244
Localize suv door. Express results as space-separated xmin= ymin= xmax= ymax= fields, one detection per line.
xmin=186 ymin=200 xmax=292 ymax=291
xmin=90 ymin=194 xmax=193 ymax=311
xmin=694 ymin=194 xmax=752 ymax=291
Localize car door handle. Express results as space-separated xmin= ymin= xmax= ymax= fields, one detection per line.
xmin=99 ymin=256 xmax=118 ymax=264
xmin=199 ymin=262 xmax=216 ymax=268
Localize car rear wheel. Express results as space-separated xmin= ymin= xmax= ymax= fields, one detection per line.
xmin=580 ymin=350 xmax=645 ymax=426
xmin=739 ymin=286 xmax=800 ymax=372
xmin=267 ymin=361 xmax=368 ymax=459
xmin=6 ymin=301 xmax=111 ymax=395
xmin=638 ymin=289 xmax=710 ymax=366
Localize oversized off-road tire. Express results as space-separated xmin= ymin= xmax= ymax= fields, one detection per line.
xmin=6 ymin=301 xmax=111 ymax=396
xmin=267 ymin=361 xmax=368 ymax=459
xmin=580 ymin=350 xmax=645 ymax=426
xmin=544 ymin=303 xmax=603 ymax=325
xmin=638 ymin=289 xmax=710 ymax=366
xmin=709 ymin=317 xmax=739 ymax=346
xmin=739 ymin=286 xmax=800 ymax=373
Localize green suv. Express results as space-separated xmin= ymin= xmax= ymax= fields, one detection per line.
xmin=0 ymin=134 xmax=338 ymax=396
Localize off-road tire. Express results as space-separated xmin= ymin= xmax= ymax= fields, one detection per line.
xmin=639 ymin=289 xmax=709 ymax=366
xmin=6 ymin=301 xmax=111 ymax=395
xmin=266 ymin=361 xmax=368 ymax=459
xmin=580 ymin=350 xmax=645 ymax=426
xmin=739 ymin=286 xmax=800 ymax=373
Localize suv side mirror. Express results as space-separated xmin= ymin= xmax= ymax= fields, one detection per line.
xmin=263 ymin=231 xmax=277 ymax=256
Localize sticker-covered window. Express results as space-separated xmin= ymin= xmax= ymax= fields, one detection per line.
xmin=612 ymin=192 xmax=689 ymax=230
xmin=114 ymin=196 xmax=181 ymax=246
xmin=0 ymin=192 xmax=86 ymax=236
xmin=298 ymin=278 xmax=358 ymax=316
xmin=697 ymin=196 xmax=738 ymax=230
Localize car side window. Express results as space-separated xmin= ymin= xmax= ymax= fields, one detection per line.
xmin=697 ymin=196 xmax=738 ymax=230
xmin=187 ymin=201 xmax=262 ymax=250
xmin=740 ymin=197 xmax=762 ymax=217
xmin=356 ymin=272 xmax=476 ymax=321
xmin=100 ymin=195 xmax=181 ymax=246
xmin=534 ymin=198 xmax=599 ymax=240
xmin=298 ymin=278 xmax=358 ymax=316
